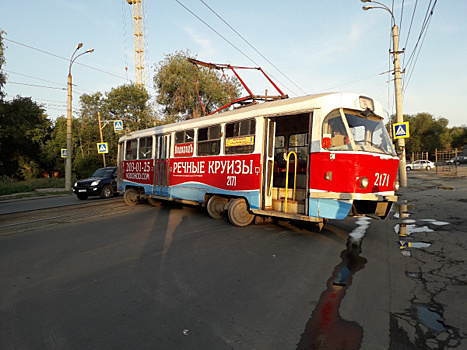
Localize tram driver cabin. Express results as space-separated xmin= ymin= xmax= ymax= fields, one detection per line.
xmin=117 ymin=92 xmax=399 ymax=227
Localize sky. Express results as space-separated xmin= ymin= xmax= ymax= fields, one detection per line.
xmin=1 ymin=0 xmax=466 ymax=127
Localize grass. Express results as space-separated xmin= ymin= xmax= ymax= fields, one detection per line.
xmin=0 ymin=178 xmax=70 ymax=196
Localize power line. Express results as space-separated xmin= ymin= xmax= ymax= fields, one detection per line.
xmin=4 ymin=37 xmax=128 ymax=81
xmin=173 ymin=0 xmax=297 ymax=96
xmin=402 ymin=0 xmax=437 ymax=93
xmin=8 ymin=81 xmax=66 ymax=91
xmin=198 ymin=0 xmax=306 ymax=96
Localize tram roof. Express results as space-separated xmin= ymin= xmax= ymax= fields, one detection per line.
xmin=119 ymin=92 xmax=383 ymax=142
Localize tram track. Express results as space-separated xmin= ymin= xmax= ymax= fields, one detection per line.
xmin=0 ymin=199 xmax=131 ymax=236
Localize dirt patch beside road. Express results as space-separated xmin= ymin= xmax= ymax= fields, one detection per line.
xmin=390 ymin=170 xmax=467 ymax=349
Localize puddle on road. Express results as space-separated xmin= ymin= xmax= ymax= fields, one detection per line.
xmin=414 ymin=304 xmax=446 ymax=333
xmin=394 ymin=203 xmax=450 ymax=255
xmin=406 ymin=272 xmax=421 ymax=279
xmin=297 ymin=217 xmax=370 ymax=349
xmin=393 ymin=203 xmax=414 ymax=219
xmin=395 ymin=224 xmax=434 ymax=236
xmin=399 ymin=241 xmax=432 ymax=249
xmin=435 ymin=186 xmax=455 ymax=191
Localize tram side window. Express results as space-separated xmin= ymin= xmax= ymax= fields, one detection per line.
xmin=198 ymin=125 xmax=221 ymax=156
xmin=289 ymin=133 xmax=309 ymax=159
xmin=139 ymin=137 xmax=153 ymax=159
xmin=175 ymin=129 xmax=194 ymax=157
xmin=274 ymin=135 xmax=285 ymax=160
xmin=125 ymin=139 xmax=138 ymax=160
xmin=175 ymin=129 xmax=194 ymax=144
xmin=225 ymin=119 xmax=256 ymax=154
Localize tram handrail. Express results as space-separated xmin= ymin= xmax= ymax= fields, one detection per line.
xmin=284 ymin=151 xmax=298 ymax=213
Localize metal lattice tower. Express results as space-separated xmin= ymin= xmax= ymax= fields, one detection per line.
xmin=127 ymin=0 xmax=145 ymax=86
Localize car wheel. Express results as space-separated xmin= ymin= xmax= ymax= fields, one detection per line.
xmin=406 ymin=166 xmax=411 ymax=171
xmin=77 ymin=194 xmax=88 ymax=200
xmin=426 ymin=166 xmax=431 ymax=170
xmin=100 ymin=184 xmax=114 ymax=199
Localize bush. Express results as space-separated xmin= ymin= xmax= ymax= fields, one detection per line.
xmin=0 ymin=177 xmax=67 ymax=195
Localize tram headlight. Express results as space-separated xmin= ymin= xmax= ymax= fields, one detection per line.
xmin=358 ymin=176 xmax=369 ymax=189
xmin=394 ymin=181 xmax=400 ymax=191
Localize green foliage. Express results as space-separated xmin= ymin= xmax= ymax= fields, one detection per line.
xmin=0 ymin=96 xmax=52 ymax=179
xmin=104 ymin=84 xmax=155 ymax=131
xmin=153 ymin=50 xmax=241 ymax=121
xmin=449 ymin=126 xmax=467 ymax=149
xmin=390 ymin=112 xmax=452 ymax=154
xmin=0 ymin=29 xmax=6 ymax=99
xmin=41 ymin=117 xmax=67 ymax=176
xmin=17 ymin=156 xmax=42 ymax=180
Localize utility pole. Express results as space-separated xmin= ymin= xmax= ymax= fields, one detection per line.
xmin=362 ymin=0 xmax=408 ymax=187
xmin=98 ymin=111 xmax=106 ymax=167
xmin=65 ymin=43 xmax=94 ymax=191
xmin=392 ymin=24 xmax=407 ymax=187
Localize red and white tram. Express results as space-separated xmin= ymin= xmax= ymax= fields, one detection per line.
xmin=117 ymin=92 xmax=399 ymax=227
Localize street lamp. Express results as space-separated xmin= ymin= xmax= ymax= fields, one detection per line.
xmin=362 ymin=0 xmax=407 ymax=187
xmin=65 ymin=43 xmax=94 ymax=191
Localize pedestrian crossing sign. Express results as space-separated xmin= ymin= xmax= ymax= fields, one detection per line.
xmin=61 ymin=149 xmax=67 ymax=158
xmin=114 ymin=120 xmax=123 ymax=131
xmin=393 ymin=122 xmax=409 ymax=139
xmin=97 ymin=142 xmax=109 ymax=154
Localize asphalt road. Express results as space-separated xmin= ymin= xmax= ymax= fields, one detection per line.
xmin=1 ymin=171 xmax=465 ymax=349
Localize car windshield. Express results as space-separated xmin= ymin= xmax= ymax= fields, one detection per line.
xmin=322 ymin=110 xmax=396 ymax=155
xmin=92 ymin=168 xmax=114 ymax=177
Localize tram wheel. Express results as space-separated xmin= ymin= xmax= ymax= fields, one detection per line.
xmin=228 ymin=198 xmax=255 ymax=227
xmin=124 ymin=188 xmax=139 ymax=206
xmin=148 ymin=197 xmax=162 ymax=207
xmin=207 ymin=195 xmax=228 ymax=219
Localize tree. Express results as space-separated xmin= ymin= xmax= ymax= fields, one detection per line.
xmin=41 ymin=116 xmax=68 ymax=177
xmin=0 ymin=29 xmax=6 ymax=100
xmin=390 ymin=112 xmax=450 ymax=155
xmin=449 ymin=126 xmax=467 ymax=149
xmin=0 ymin=96 xmax=52 ymax=178
xmin=153 ymin=50 xmax=241 ymax=121
xmin=104 ymin=84 xmax=154 ymax=131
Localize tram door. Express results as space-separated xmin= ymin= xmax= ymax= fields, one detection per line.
xmin=155 ymin=134 xmax=170 ymax=197
xmin=262 ymin=119 xmax=276 ymax=209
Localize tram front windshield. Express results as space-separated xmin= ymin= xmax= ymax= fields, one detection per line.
xmin=323 ymin=110 xmax=396 ymax=155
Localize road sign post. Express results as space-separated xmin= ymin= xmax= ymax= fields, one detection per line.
xmin=97 ymin=143 xmax=109 ymax=154
xmin=114 ymin=120 xmax=123 ymax=131
xmin=393 ymin=122 xmax=409 ymax=139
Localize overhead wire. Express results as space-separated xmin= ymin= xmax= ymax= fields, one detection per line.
xmin=173 ymin=0 xmax=298 ymax=96
xmin=402 ymin=0 xmax=418 ymax=66
xmin=4 ymin=37 xmax=128 ymax=82
xmin=402 ymin=0 xmax=437 ymax=94
xmin=121 ymin=0 xmax=131 ymax=83
xmin=198 ymin=0 xmax=306 ymax=96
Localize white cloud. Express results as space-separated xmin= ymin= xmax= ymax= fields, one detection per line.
xmin=183 ymin=27 xmax=216 ymax=58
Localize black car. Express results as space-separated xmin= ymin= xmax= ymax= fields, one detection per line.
xmin=72 ymin=167 xmax=117 ymax=200
xmin=446 ymin=156 xmax=467 ymax=165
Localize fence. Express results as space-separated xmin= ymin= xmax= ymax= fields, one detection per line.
xmin=435 ymin=149 xmax=459 ymax=176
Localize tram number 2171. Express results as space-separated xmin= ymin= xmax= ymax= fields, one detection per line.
xmin=374 ymin=172 xmax=390 ymax=187
xmin=227 ymin=176 xmax=237 ymax=187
